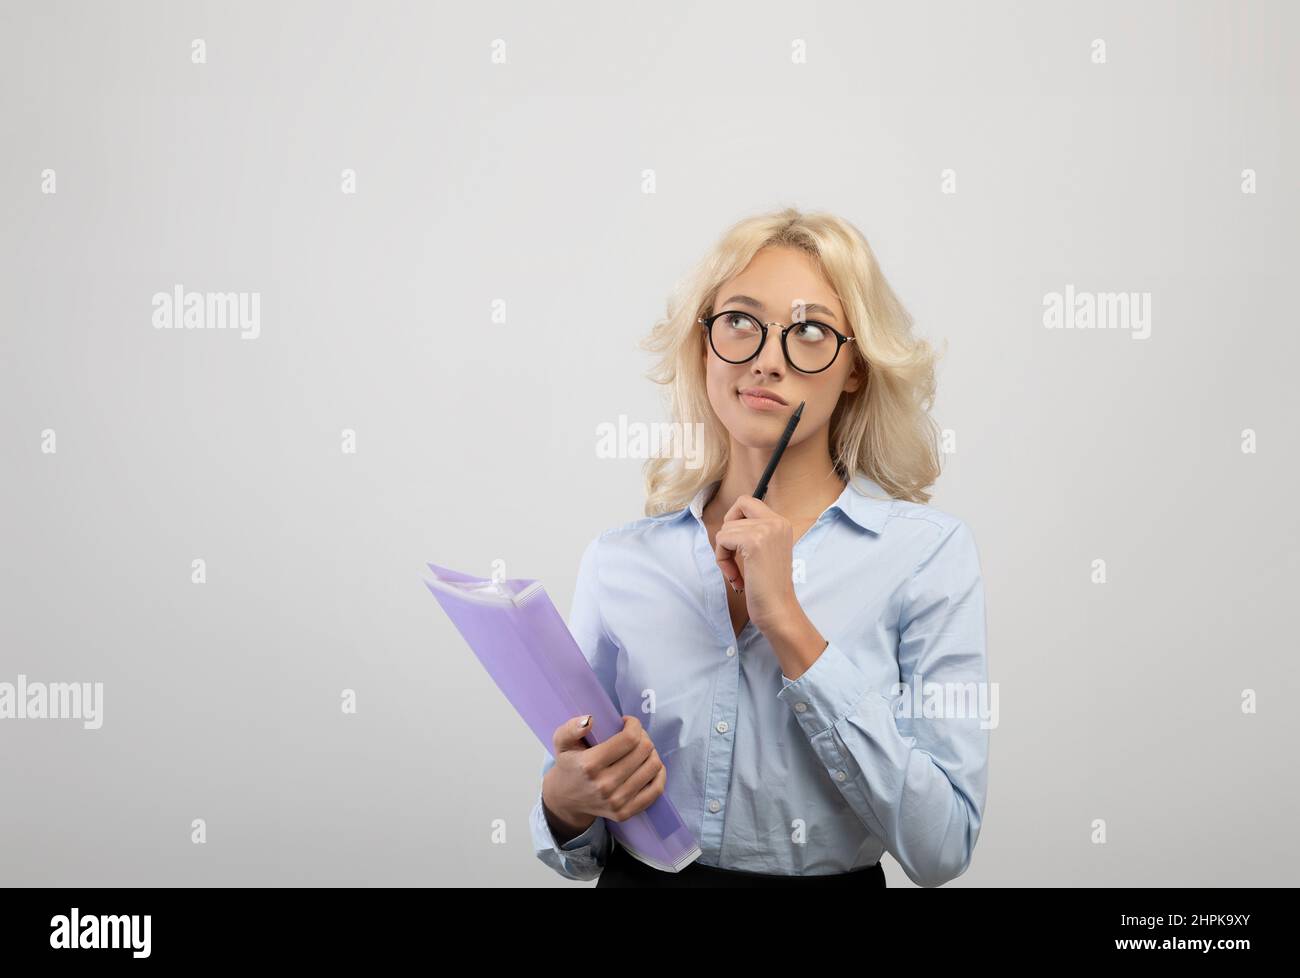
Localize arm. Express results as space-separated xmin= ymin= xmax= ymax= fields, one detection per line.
xmin=529 ymin=756 xmax=613 ymax=881
xmin=776 ymin=519 xmax=990 ymax=887
xmin=529 ymin=534 xmax=620 ymax=881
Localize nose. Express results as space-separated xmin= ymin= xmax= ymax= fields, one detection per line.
xmin=752 ymin=327 xmax=787 ymax=378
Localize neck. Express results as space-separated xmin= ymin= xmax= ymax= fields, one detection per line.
xmin=707 ymin=433 xmax=846 ymax=523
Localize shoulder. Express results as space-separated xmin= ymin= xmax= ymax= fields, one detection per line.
xmin=577 ymin=506 xmax=691 ymax=572
xmin=592 ymin=506 xmax=692 ymax=548
xmin=886 ymin=496 xmax=969 ymax=536
xmin=883 ymin=497 xmax=979 ymax=571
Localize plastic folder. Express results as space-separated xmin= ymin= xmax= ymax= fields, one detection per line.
xmin=423 ymin=561 xmax=702 ymax=873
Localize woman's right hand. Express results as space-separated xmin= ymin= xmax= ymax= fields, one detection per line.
xmin=541 ymin=714 xmax=667 ymax=837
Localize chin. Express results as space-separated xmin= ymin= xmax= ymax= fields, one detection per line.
xmin=727 ymin=417 xmax=782 ymax=447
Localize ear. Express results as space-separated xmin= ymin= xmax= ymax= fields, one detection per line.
xmin=841 ymin=357 xmax=865 ymax=395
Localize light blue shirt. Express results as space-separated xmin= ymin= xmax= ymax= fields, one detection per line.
xmin=530 ymin=473 xmax=990 ymax=885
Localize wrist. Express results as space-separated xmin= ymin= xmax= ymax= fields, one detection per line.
xmin=541 ymin=782 xmax=593 ymax=840
xmin=762 ymin=604 xmax=827 ymax=680
xmin=756 ymin=596 xmax=808 ymax=639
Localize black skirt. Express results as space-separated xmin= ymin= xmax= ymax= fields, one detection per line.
xmin=595 ymin=839 xmax=886 ymax=888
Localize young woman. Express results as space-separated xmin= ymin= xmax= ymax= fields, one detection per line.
xmin=529 ymin=207 xmax=990 ymax=888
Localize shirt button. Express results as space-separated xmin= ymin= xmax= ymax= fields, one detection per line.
xmin=725 ymin=646 xmax=736 ymax=657
xmin=707 ymin=799 xmax=721 ymax=813
xmin=715 ymin=720 xmax=728 ymax=734
xmin=836 ymin=770 xmax=847 ymax=782
xmin=794 ymin=702 xmax=808 ymax=713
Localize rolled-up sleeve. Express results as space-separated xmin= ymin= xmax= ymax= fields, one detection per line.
xmin=777 ymin=519 xmax=990 ymax=887
xmin=530 ymin=533 xmax=620 ymax=881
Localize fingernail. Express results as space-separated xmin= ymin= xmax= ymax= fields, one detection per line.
xmin=578 ymin=715 xmax=591 ymax=728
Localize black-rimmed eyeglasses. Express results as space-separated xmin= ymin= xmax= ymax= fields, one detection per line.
xmin=698 ymin=310 xmax=856 ymax=374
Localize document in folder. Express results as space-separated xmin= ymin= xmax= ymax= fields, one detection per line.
xmin=423 ymin=561 xmax=703 ymax=874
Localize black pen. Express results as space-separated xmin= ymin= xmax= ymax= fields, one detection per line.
xmin=752 ymin=401 xmax=805 ymax=501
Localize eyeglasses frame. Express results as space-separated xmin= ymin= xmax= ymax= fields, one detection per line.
xmin=696 ymin=310 xmax=857 ymax=374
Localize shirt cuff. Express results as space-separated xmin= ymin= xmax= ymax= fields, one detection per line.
xmin=530 ymin=790 xmax=610 ymax=876
xmin=557 ymin=816 xmax=607 ymax=851
xmin=776 ymin=639 xmax=892 ymax=733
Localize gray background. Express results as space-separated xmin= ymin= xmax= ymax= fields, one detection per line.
xmin=1 ymin=0 xmax=1296 ymax=886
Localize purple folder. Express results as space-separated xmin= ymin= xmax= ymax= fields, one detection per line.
xmin=423 ymin=561 xmax=702 ymax=873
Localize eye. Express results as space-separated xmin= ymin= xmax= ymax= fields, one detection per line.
xmin=721 ymin=312 xmax=759 ymax=333
xmin=791 ymin=322 xmax=829 ymax=343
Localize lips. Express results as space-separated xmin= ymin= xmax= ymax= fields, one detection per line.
xmin=738 ymin=387 xmax=788 ymax=405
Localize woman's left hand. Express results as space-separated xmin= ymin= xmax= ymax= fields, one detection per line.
xmin=714 ymin=494 xmax=801 ymax=632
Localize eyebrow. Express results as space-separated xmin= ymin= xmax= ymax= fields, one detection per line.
xmin=720 ymin=294 xmax=839 ymax=323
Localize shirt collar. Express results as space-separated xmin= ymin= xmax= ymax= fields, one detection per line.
xmin=677 ymin=472 xmax=894 ymax=534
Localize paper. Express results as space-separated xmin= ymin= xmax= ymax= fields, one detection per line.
xmin=423 ymin=561 xmax=702 ymax=873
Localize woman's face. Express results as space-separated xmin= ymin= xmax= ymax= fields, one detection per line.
xmin=703 ymin=245 xmax=862 ymax=450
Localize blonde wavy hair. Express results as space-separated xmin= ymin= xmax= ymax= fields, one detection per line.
xmin=640 ymin=206 xmax=944 ymax=516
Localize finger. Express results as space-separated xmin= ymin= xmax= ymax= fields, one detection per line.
xmin=714 ymin=527 xmax=747 ymax=590
xmin=603 ymin=731 xmax=656 ymax=789
xmin=608 ymin=743 xmax=662 ymax=815
xmin=552 ymin=714 xmax=594 ymax=754
xmin=621 ymin=762 xmax=669 ymax=820
xmin=586 ymin=714 xmax=644 ymax=767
